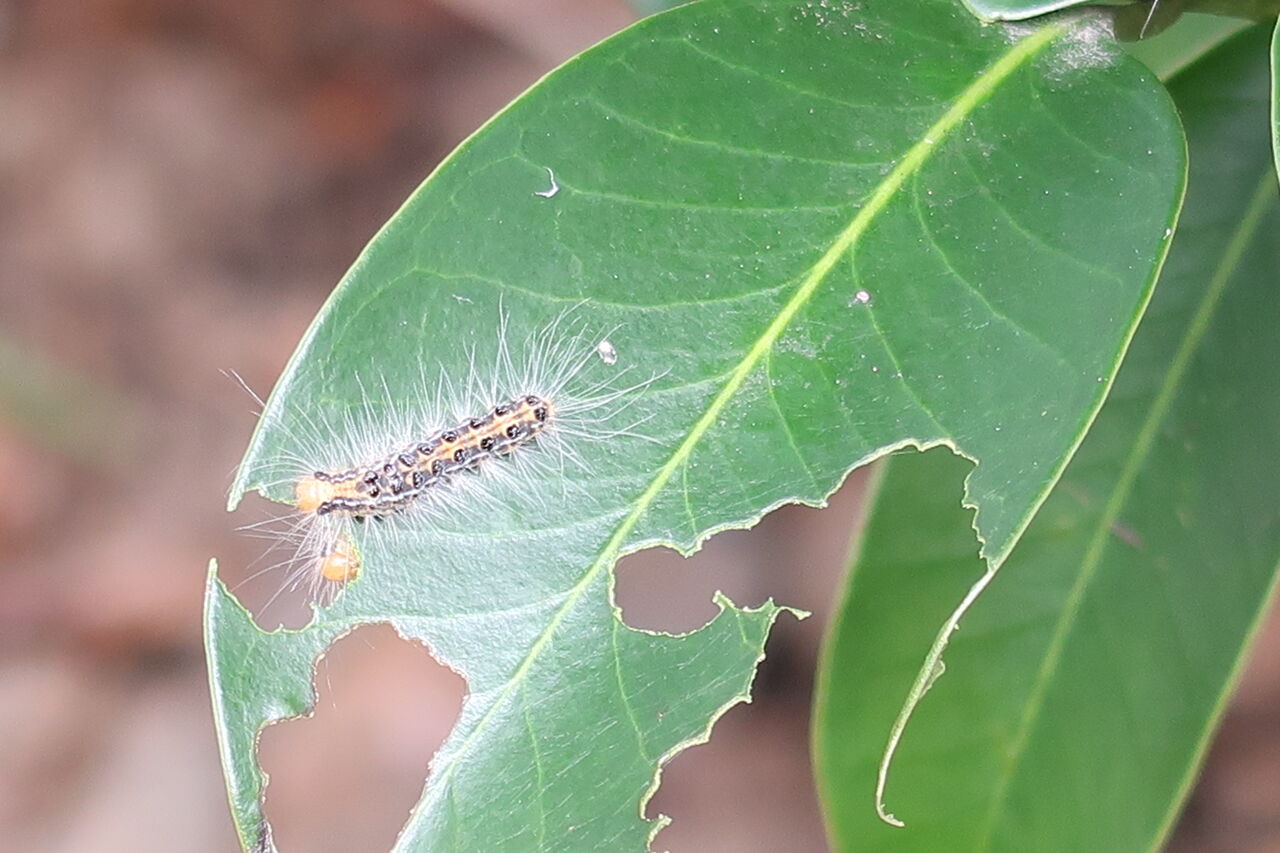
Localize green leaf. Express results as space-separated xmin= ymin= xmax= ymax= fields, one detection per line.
xmin=815 ymin=26 xmax=1280 ymax=853
xmin=961 ymin=0 xmax=1099 ymax=21
xmin=968 ymin=0 xmax=1280 ymax=26
xmin=1113 ymin=1 xmax=1280 ymax=40
xmin=1273 ymin=19 xmax=1280 ymax=179
xmin=1122 ymin=12 xmax=1250 ymax=78
xmin=630 ymin=0 xmax=693 ymax=15
xmin=206 ymin=1 xmax=1184 ymax=849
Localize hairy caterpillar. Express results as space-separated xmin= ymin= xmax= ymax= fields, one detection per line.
xmin=237 ymin=306 xmax=652 ymax=609
xmin=294 ymin=394 xmax=552 ymax=521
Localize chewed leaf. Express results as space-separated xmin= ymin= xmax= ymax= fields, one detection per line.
xmin=206 ymin=1 xmax=1184 ymax=850
xmin=816 ymin=27 xmax=1280 ymax=850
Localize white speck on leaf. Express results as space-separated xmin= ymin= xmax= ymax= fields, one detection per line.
xmin=534 ymin=167 xmax=559 ymax=199
xmin=1042 ymin=15 xmax=1120 ymax=82
xmin=596 ymin=338 xmax=618 ymax=365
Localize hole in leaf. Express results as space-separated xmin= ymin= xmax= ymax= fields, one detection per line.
xmin=224 ymin=491 xmax=334 ymax=631
xmin=258 ymin=624 xmax=466 ymax=853
xmin=624 ymin=471 xmax=869 ymax=851
xmin=615 ymin=468 xmax=871 ymax=639
xmin=646 ymin=617 xmax=830 ymax=853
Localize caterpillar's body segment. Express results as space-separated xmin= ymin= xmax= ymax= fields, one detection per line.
xmin=294 ymin=394 xmax=553 ymax=520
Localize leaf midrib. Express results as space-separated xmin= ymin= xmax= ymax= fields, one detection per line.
xmin=397 ymin=22 xmax=1065 ymax=846
xmin=974 ymin=168 xmax=1279 ymax=853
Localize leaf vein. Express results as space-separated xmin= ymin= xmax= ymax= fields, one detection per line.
xmin=907 ymin=169 xmax=1078 ymax=374
xmin=673 ymin=33 xmax=945 ymax=115
xmin=611 ymin=617 xmax=654 ymax=764
xmin=954 ymin=147 xmax=1128 ymax=288
xmin=520 ymin=681 xmax=549 ymax=849
xmin=763 ymin=351 xmax=823 ymax=493
xmin=583 ymin=94 xmax=889 ymax=171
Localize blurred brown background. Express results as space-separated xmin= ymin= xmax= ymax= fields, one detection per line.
xmin=0 ymin=1 xmax=1275 ymax=851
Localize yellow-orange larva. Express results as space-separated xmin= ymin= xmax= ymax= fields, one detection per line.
xmin=318 ymin=536 xmax=360 ymax=584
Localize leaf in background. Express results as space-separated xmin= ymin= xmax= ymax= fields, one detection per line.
xmin=630 ymin=0 xmax=694 ymax=16
xmin=1113 ymin=1 xmax=1280 ymax=40
xmin=969 ymin=0 xmax=1280 ymax=27
xmin=1122 ymin=12 xmax=1249 ymax=78
xmin=0 ymin=331 xmax=138 ymax=468
xmin=1273 ymin=19 xmax=1280 ymax=178
xmin=206 ymin=0 xmax=1183 ymax=849
xmin=962 ymin=0 xmax=1101 ymax=21
xmin=815 ymin=26 xmax=1280 ymax=853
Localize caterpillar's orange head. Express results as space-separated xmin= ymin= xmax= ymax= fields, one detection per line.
xmin=294 ymin=475 xmax=336 ymax=513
